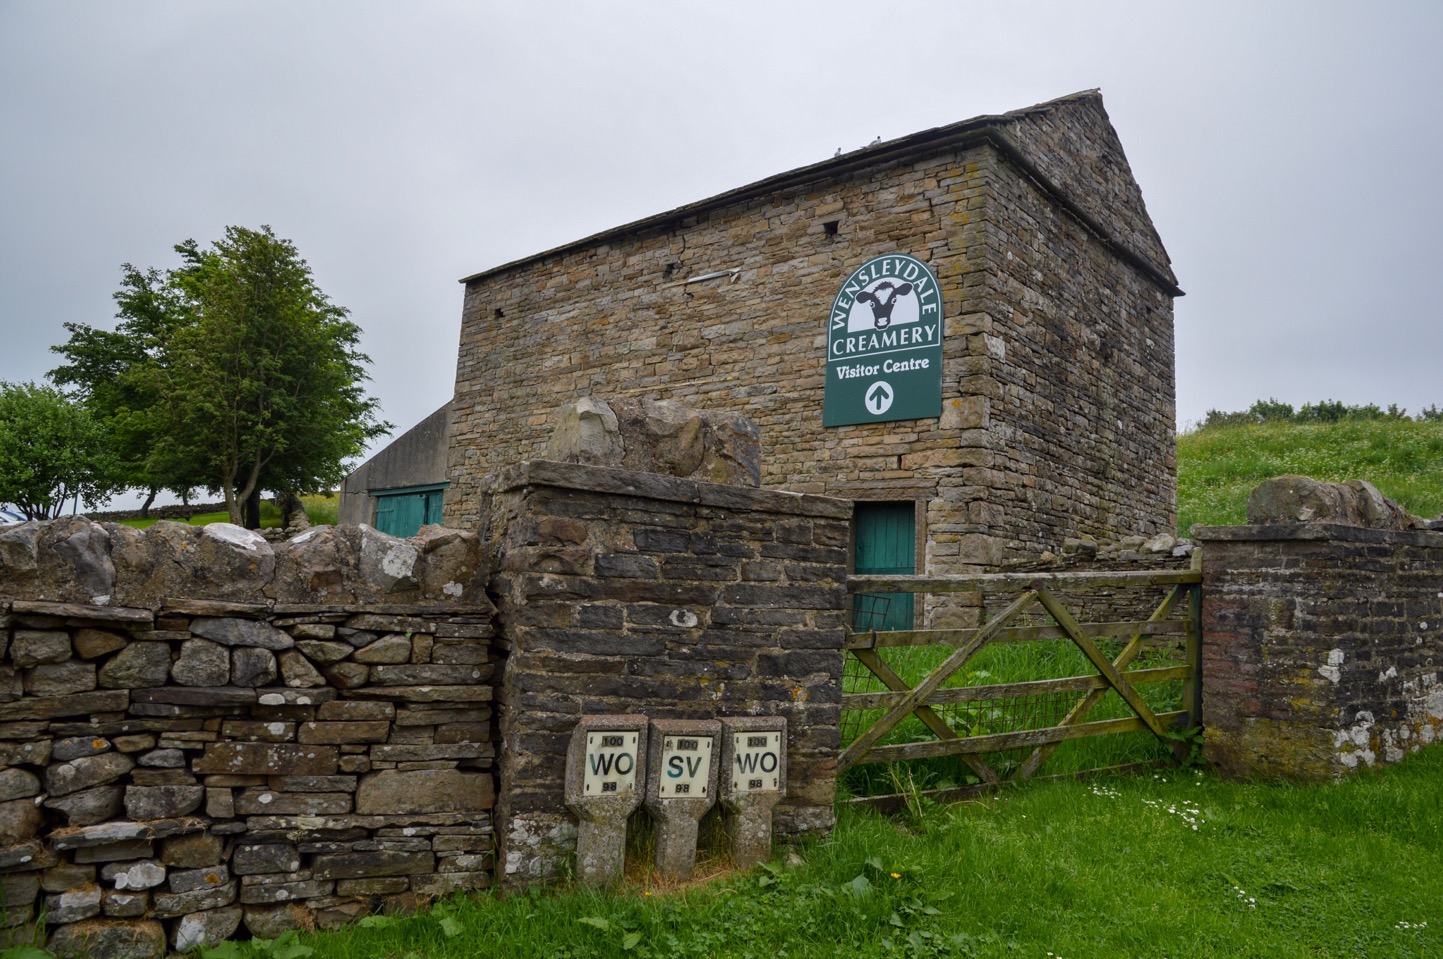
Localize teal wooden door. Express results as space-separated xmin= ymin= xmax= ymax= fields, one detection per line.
xmin=373 ymin=484 xmax=447 ymax=538
xmin=853 ymin=501 xmax=915 ymax=630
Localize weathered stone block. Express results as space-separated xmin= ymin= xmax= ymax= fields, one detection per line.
xmin=168 ymin=864 xmax=230 ymax=894
xmin=46 ymin=884 xmax=103 ymax=923
xmin=171 ymin=639 xmax=231 ymax=686
xmin=47 ymin=918 xmax=167 ymax=959
xmin=352 ymin=634 xmax=412 ymax=664
xmin=101 ymin=859 xmax=166 ymax=891
xmin=72 ymin=628 xmax=128 ymax=660
xmin=231 ymin=647 xmax=279 ymax=687
xmin=45 ymin=752 xmax=135 ymax=797
xmin=160 ymin=832 xmax=224 ymax=868
xmin=233 ymin=790 xmax=351 ymax=816
xmin=278 ymin=650 xmax=326 ymax=687
xmin=172 ymin=905 xmax=243 ymax=952
xmin=298 ymin=721 xmax=389 ymax=744
xmin=98 ymin=643 xmax=171 ymax=688
xmin=123 ymin=785 xmax=205 ymax=820
xmin=151 ymin=879 xmax=238 ymax=917
xmin=194 ymin=742 xmax=339 ymax=776
xmin=102 ymin=888 xmax=148 ymax=917
xmin=45 ymin=784 xmax=124 ymax=826
xmin=25 ymin=660 xmax=96 ymax=697
xmin=355 ymin=769 xmax=495 ymax=815
xmin=192 ymin=617 xmax=293 ymax=650
xmin=232 ymin=843 xmax=301 ymax=876
xmin=10 ymin=629 xmax=71 ymax=667
xmin=311 ymin=849 xmax=433 ymax=879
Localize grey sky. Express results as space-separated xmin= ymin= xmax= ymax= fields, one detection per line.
xmin=3 ymin=1 xmax=1441 ymax=508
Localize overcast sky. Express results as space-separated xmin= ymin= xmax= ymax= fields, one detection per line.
xmin=3 ymin=1 xmax=1441 ymax=508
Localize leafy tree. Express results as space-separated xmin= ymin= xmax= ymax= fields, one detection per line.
xmin=50 ymin=265 xmax=194 ymax=515
xmin=51 ymin=226 xmax=390 ymax=527
xmin=0 ymin=381 xmax=120 ymax=519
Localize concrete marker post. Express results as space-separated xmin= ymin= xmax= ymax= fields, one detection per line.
xmin=564 ymin=715 xmax=649 ymax=886
xmin=643 ymin=718 xmax=720 ymax=882
xmin=719 ymin=716 xmax=787 ymax=868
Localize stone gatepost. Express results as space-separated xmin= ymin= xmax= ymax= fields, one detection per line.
xmin=484 ymin=460 xmax=849 ymax=883
xmin=563 ymin=715 xmax=649 ymax=886
xmin=720 ymin=716 xmax=787 ymax=868
xmin=643 ymin=718 xmax=720 ymax=882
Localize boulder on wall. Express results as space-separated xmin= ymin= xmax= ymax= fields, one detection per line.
xmin=544 ymin=396 xmax=762 ymax=487
xmin=1247 ymin=475 xmax=1440 ymax=530
xmin=5 ymin=515 xmax=487 ymax=607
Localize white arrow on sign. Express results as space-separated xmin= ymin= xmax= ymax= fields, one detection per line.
xmin=865 ymin=380 xmax=894 ymax=415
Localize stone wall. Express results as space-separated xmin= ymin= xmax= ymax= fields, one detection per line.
xmin=0 ymin=518 xmax=496 ymax=956
xmin=1196 ymin=522 xmax=1443 ymax=780
xmin=478 ymin=461 xmax=848 ymax=880
xmin=446 ymin=91 xmax=1179 ymax=581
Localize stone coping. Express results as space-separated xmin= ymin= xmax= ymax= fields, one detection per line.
xmin=1193 ymin=522 xmax=1443 ymax=549
xmin=2 ymin=599 xmax=492 ymax=619
xmin=485 ymin=460 xmax=852 ymax=520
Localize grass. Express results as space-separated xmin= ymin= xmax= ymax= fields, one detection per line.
xmin=115 ymin=493 xmax=339 ymax=530
xmin=1176 ymin=418 xmax=1443 ymax=535
xmin=191 ymin=746 xmax=1443 ymax=959
xmin=57 ymin=415 xmax=1439 ymax=957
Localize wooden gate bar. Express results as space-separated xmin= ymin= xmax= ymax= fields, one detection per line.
xmin=849 ymin=569 xmax=1201 ymax=593
xmin=845 ymin=618 xmax=1188 ymax=650
xmin=837 ymin=589 xmax=1037 ymax=771
xmin=850 ymin=647 xmax=1000 ymax=784
xmin=1015 ymin=584 xmax=1187 ymax=779
xmin=843 ymin=663 xmax=1191 ymax=711
xmin=861 ymin=710 xmax=1192 ymax=763
xmin=1032 ymin=585 xmax=1175 ymax=746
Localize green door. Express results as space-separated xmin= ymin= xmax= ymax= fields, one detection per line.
xmin=853 ymin=501 xmax=915 ymax=631
xmin=373 ymin=484 xmax=448 ymax=538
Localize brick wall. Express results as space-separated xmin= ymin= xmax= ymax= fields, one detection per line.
xmin=478 ymin=461 xmax=848 ymax=880
xmin=445 ymin=92 xmax=1178 ymax=580
xmin=1196 ymin=523 xmax=1443 ymax=779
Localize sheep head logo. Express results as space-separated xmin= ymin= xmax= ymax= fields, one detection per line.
xmin=855 ymin=281 xmax=914 ymax=329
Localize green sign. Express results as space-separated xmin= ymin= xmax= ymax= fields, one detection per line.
xmin=823 ymin=254 xmax=943 ymax=427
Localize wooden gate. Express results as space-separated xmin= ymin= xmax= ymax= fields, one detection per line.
xmin=840 ymin=558 xmax=1202 ymax=806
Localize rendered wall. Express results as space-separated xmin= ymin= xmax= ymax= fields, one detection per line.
xmin=339 ymin=401 xmax=453 ymax=526
xmin=446 ymin=92 xmax=1178 ymax=580
xmin=1196 ymin=523 xmax=1443 ymax=779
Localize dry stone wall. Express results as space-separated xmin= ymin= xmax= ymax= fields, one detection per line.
xmin=0 ymin=518 xmax=497 ymax=956
xmin=478 ymin=461 xmax=848 ymax=881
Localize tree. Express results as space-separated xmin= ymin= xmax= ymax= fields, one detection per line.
xmin=0 ymin=382 xmax=120 ymax=519
xmin=51 ymin=226 xmax=391 ymax=527
xmin=50 ymin=265 xmax=194 ymax=515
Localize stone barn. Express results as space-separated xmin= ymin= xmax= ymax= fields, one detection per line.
xmin=428 ymin=90 xmax=1177 ymax=622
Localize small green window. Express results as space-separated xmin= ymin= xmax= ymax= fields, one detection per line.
xmin=372 ymin=484 xmax=448 ymax=538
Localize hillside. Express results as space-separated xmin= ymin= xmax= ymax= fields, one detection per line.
xmin=1176 ymin=418 xmax=1443 ymax=534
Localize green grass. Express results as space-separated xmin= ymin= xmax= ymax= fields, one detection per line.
xmin=1176 ymin=418 xmax=1443 ymax=534
xmin=197 ymin=746 xmax=1443 ymax=959
xmin=115 ymin=493 xmax=339 ymax=530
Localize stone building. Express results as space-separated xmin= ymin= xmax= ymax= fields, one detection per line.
xmin=439 ymin=90 xmax=1180 ymax=619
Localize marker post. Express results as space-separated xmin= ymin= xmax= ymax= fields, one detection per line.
xmin=643 ymin=718 xmax=720 ymax=882
xmin=564 ymin=715 xmax=649 ymax=885
xmin=719 ymin=716 xmax=787 ymax=868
